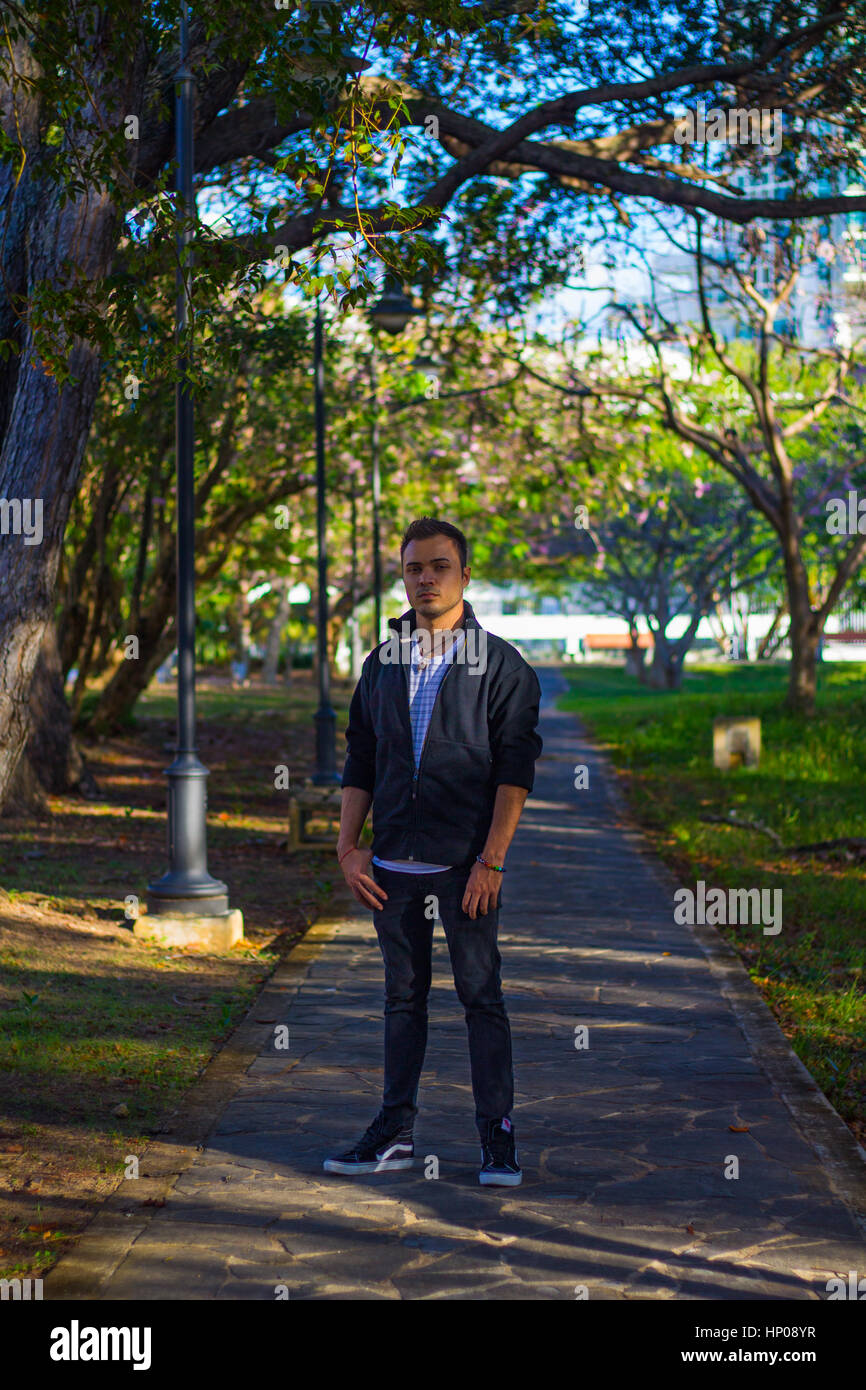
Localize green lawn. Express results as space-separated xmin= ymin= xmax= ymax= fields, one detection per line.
xmin=558 ymin=660 xmax=866 ymax=1142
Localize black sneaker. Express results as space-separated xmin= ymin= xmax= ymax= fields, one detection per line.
xmin=323 ymin=1112 xmax=414 ymax=1175
xmin=479 ymin=1117 xmax=522 ymax=1186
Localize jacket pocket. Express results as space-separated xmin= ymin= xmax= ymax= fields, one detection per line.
xmin=372 ymin=737 xmax=415 ymax=838
xmin=419 ymin=738 xmax=494 ymax=837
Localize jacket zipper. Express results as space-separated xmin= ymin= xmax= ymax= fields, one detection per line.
xmin=409 ymin=648 xmax=461 ymax=860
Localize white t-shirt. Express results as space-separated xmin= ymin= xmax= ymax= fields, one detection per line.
xmin=373 ymin=857 xmax=452 ymax=874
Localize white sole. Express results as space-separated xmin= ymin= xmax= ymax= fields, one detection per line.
xmin=323 ymin=1157 xmax=414 ymax=1175
xmin=479 ymin=1171 xmax=523 ymax=1186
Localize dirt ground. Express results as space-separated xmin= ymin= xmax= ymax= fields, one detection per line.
xmin=0 ymin=674 xmax=351 ymax=1281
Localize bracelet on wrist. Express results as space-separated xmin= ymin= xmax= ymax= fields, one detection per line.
xmin=476 ymin=854 xmax=506 ymax=873
xmin=337 ymin=845 xmax=357 ymax=865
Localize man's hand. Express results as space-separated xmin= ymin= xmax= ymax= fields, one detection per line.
xmin=339 ymin=847 xmax=388 ymax=911
xmin=461 ymin=860 xmax=503 ymax=919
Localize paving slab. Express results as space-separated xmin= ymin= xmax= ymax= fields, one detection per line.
xmin=47 ymin=669 xmax=866 ymax=1301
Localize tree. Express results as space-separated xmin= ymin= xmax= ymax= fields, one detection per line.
xmin=79 ymin=299 xmax=314 ymax=729
xmin=514 ymin=210 xmax=866 ymax=712
xmin=54 ymin=298 xmax=566 ymax=730
xmin=578 ymin=453 xmax=771 ymax=688
xmin=3 ymin=1 xmax=866 ymax=804
xmin=621 ymin=216 xmax=866 ymax=712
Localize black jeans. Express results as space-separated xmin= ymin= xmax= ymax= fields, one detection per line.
xmin=370 ymin=862 xmax=513 ymax=1138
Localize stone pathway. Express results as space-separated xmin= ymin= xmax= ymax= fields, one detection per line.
xmin=49 ymin=670 xmax=866 ymax=1299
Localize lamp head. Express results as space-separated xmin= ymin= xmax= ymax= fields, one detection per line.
xmin=368 ymin=275 xmax=422 ymax=336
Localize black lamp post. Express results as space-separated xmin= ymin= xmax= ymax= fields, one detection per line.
xmin=311 ymin=294 xmax=340 ymax=784
xmin=366 ymin=278 xmax=422 ymax=642
xmin=367 ymin=343 xmax=382 ymax=644
xmin=147 ymin=1 xmax=230 ymax=917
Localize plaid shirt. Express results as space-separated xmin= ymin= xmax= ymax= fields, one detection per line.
xmin=408 ymin=627 xmax=466 ymax=769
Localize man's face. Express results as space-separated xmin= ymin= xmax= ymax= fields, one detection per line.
xmin=402 ymin=535 xmax=469 ymax=622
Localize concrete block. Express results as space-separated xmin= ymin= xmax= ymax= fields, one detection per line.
xmin=134 ymin=908 xmax=244 ymax=949
xmin=713 ymin=715 xmax=760 ymax=770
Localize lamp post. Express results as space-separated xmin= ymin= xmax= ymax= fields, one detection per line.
xmin=312 ymin=294 xmax=340 ymax=784
xmin=368 ymin=342 xmax=382 ymax=644
xmin=144 ymin=2 xmax=238 ymax=939
xmin=366 ymin=277 xmax=422 ymax=643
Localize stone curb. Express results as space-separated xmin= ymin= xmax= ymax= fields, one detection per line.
xmin=45 ymin=886 xmax=355 ymax=1300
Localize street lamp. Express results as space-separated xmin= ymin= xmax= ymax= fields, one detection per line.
xmin=311 ymin=294 xmax=340 ymax=784
xmin=145 ymin=1 xmax=237 ymax=936
xmin=367 ymin=344 xmax=383 ymax=645
xmin=367 ymin=278 xmax=420 ymax=335
xmin=366 ymin=277 xmax=422 ymax=641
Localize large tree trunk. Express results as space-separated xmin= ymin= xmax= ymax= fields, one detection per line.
xmin=624 ymin=646 xmax=647 ymax=679
xmin=645 ymin=634 xmax=685 ymax=690
xmin=87 ymin=606 xmax=177 ymax=733
xmin=83 ymin=484 xmax=311 ymax=730
xmin=262 ymin=578 xmax=291 ymax=684
xmin=624 ymin=622 xmax=647 ymax=680
xmin=0 ymin=24 xmax=146 ymax=812
xmin=782 ymin=550 xmax=820 ymax=715
xmin=0 ymin=328 xmax=111 ymax=809
xmin=232 ymin=579 xmax=253 ymax=681
xmin=25 ymin=622 xmax=98 ymax=797
xmin=786 ymin=612 xmax=821 ymax=715
xmin=645 ymin=610 xmax=705 ymax=690
xmin=1 ymin=749 xmax=50 ymax=820
xmin=84 ymin=521 xmax=178 ymax=731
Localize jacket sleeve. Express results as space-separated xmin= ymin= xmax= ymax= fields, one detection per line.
xmin=487 ymin=655 xmax=543 ymax=792
xmin=341 ymin=658 xmax=377 ymax=793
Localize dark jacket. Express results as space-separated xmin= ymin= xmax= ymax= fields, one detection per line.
xmin=341 ymin=599 xmax=543 ymax=867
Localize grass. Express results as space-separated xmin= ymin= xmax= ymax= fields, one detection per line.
xmin=558 ymin=660 xmax=866 ymax=1147
xmin=0 ymin=671 xmax=352 ymax=1280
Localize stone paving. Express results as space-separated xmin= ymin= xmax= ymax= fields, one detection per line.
xmin=53 ymin=670 xmax=866 ymax=1299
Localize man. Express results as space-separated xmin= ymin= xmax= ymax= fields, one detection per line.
xmin=326 ymin=516 xmax=542 ymax=1186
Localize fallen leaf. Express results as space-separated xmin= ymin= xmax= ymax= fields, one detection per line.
xmin=686 ymin=1224 xmax=696 ymax=1235
xmin=729 ymin=1125 xmax=750 ymax=1133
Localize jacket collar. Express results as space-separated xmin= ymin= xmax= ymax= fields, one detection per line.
xmin=388 ymin=597 xmax=481 ymax=633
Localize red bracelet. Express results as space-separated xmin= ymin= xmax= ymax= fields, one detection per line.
xmin=337 ymin=846 xmax=357 ymax=865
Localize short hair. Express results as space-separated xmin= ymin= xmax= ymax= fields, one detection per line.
xmin=400 ymin=517 xmax=468 ymax=572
